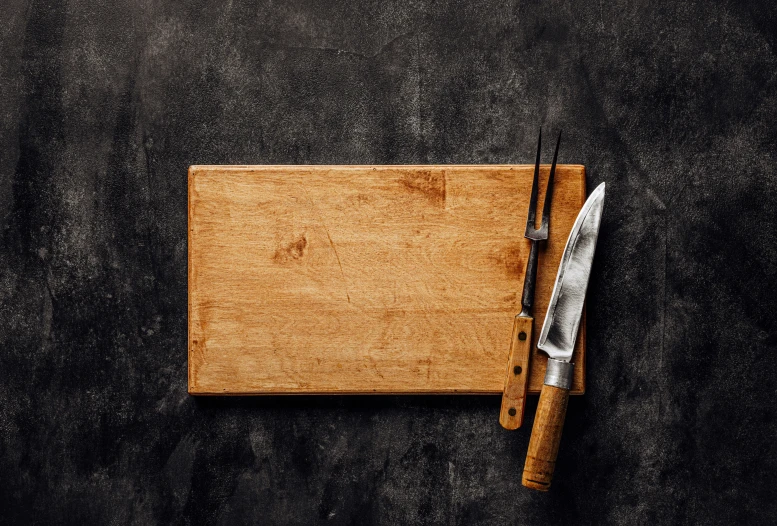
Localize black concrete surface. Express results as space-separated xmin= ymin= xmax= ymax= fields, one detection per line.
xmin=2 ymin=1 xmax=777 ymax=524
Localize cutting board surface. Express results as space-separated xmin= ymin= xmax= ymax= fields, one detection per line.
xmin=188 ymin=165 xmax=587 ymax=395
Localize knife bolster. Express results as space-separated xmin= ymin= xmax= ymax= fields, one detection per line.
xmin=544 ymin=358 xmax=574 ymax=389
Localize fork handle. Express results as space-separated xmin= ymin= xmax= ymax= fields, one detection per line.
xmin=522 ymin=359 xmax=574 ymax=491
xmin=499 ymin=315 xmax=533 ymax=429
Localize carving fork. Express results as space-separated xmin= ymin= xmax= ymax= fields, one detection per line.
xmin=499 ymin=130 xmax=560 ymax=429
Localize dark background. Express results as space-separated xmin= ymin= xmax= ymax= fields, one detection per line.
xmin=2 ymin=0 xmax=776 ymax=524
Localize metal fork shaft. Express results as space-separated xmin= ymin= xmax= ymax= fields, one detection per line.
xmin=519 ymin=239 xmax=540 ymax=317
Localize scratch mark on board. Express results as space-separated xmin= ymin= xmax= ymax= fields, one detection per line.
xmin=324 ymin=228 xmax=350 ymax=303
xmin=300 ymin=183 xmax=351 ymax=303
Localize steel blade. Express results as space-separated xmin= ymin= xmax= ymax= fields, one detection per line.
xmin=537 ymin=182 xmax=605 ymax=361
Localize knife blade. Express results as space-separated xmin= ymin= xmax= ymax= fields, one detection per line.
xmin=522 ymin=182 xmax=605 ymax=491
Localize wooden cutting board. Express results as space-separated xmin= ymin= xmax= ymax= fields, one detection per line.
xmin=188 ymin=165 xmax=587 ymax=395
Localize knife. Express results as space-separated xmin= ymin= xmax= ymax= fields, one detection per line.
xmin=522 ymin=182 xmax=606 ymax=491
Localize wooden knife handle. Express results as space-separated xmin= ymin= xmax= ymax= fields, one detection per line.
xmin=522 ymin=359 xmax=574 ymax=491
xmin=499 ymin=315 xmax=533 ymax=430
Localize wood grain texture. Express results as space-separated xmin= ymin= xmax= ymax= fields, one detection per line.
xmin=188 ymin=165 xmax=587 ymax=395
xmin=499 ymin=315 xmax=533 ymax=429
xmin=522 ymin=384 xmax=571 ymax=491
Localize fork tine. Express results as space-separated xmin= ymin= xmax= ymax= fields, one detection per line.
xmin=526 ymin=128 xmax=542 ymax=233
xmin=540 ymin=130 xmax=561 ymax=230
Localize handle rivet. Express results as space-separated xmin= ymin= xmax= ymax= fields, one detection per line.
xmin=518 ymin=331 xmax=527 ymax=341
xmin=514 ymin=365 xmax=522 ymax=375
xmin=508 ymin=407 xmax=517 ymax=416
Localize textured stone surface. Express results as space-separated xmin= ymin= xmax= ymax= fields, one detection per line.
xmin=2 ymin=1 xmax=776 ymax=524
